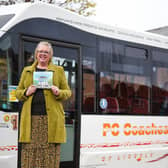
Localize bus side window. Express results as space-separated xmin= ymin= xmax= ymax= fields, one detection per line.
xmin=152 ymin=67 xmax=168 ymax=115
xmin=0 ymin=38 xmax=18 ymax=112
xmin=99 ymin=72 xmax=150 ymax=115
xmin=152 ymin=50 xmax=168 ymax=115
xmin=83 ymin=69 xmax=96 ymax=113
xmin=132 ymin=85 xmax=149 ymax=115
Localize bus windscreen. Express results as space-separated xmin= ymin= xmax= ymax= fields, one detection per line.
xmin=0 ymin=14 xmax=15 ymax=29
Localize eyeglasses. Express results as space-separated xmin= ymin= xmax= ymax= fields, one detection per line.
xmin=37 ymin=50 xmax=50 ymax=54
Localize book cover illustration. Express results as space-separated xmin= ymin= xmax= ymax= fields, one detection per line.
xmin=33 ymin=71 xmax=53 ymax=89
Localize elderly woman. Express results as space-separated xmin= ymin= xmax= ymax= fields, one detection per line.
xmin=16 ymin=41 xmax=71 ymax=168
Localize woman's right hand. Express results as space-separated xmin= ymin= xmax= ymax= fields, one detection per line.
xmin=26 ymin=85 xmax=37 ymax=96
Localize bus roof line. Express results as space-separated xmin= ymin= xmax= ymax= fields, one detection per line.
xmin=1 ymin=2 xmax=168 ymax=49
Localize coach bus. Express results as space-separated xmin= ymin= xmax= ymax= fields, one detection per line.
xmin=0 ymin=2 xmax=168 ymax=168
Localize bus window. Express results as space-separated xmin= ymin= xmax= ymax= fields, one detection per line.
xmin=0 ymin=14 xmax=15 ymax=29
xmin=125 ymin=46 xmax=148 ymax=59
xmin=0 ymin=36 xmax=18 ymax=112
xmin=98 ymin=40 xmax=150 ymax=115
xmin=52 ymin=56 xmax=77 ymax=117
xmin=152 ymin=50 xmax=168 ymax=63
xmin=152 ymin=66 xmax=168 ymax=115
xmin=23 ymin=41 xmax=36 ymax=66
xmin=0 ymin=56 xmax=8 ymax=109
xmin=152 ymin=50 xmax=168 ymax=115
xmin=82 ymin=59 xmax=96 ymax=113
xmin=99 ymin=72 xmax=150 ymax=115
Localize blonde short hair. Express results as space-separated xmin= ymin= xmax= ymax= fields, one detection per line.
xmin=34 ymin=41 xmax=53 ymax=61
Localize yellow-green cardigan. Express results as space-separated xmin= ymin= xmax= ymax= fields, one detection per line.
xmin=16 ymin=61 xmax=71 ymax=143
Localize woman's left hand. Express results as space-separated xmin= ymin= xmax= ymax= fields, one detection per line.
xmin=51 ymin=85 xmax=60 ymax=96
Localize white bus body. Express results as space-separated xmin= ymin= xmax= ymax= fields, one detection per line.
xmin=0 ymin=3 xmax=168 ymax=168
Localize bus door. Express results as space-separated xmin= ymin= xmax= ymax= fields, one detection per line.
xmin=20 ymin=37 xmax=81 ymax=168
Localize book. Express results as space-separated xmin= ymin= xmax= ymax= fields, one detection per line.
xmin=33 ymin=71 xmax=53 ymax=89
